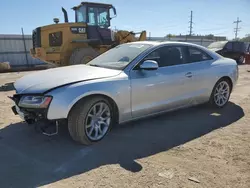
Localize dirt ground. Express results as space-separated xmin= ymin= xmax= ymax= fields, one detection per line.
xmin=0 ymin=66 xmax=250 ymax=188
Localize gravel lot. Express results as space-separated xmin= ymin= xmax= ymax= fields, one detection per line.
xmin=0 ymin=66 xmax=250 ymax=188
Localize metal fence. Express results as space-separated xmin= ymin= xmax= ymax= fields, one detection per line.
xmin=0 ymin=34 xmax=44 ymax=68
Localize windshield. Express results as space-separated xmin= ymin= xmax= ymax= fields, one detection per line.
xmin=87 ymin=43 xmax=153 ymax=70
xmin=88 ymin=7 xmax=110 ymax=28
xmin=207 ymin=41 xmax=228 ymax=49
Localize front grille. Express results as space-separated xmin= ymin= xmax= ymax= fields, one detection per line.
xmin=32 ymin=27 xmax=41 ymax=49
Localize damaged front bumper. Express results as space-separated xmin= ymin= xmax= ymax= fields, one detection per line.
xmin=11 ymin=104 xmax=48 ymax=124
xmin=10 ymin=94 xmax=51 ymax=124
xmin=10 ymin=94 xmax=60 ymax=136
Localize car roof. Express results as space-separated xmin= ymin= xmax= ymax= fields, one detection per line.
xmin=129 ymin=41 xmax=211 ymax=50
xmin=128 ymin=41 xmax=222 ymax=60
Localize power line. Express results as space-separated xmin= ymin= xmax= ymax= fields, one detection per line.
xmin=188 ymin=10 xmax=194 ymax=35
xmin=233 ymin=17 xmax=242 ymax=40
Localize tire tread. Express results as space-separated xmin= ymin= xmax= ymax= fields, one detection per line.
xmin=68 ymin=96 xmax=112 ymax=145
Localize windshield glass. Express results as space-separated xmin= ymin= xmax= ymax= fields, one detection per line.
xmin=207 ymin=41 xmax=228 ymax=49
xmin=87 ymin=43 xmax=153 ymax=70
xmin=76 ymin=6 xmax=87 ymax=22
xmin=88 ymin=7 xmax=110 ymax=28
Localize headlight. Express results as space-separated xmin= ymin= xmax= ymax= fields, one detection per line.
xmin=18 ymin=96 xmax=52 ymax=108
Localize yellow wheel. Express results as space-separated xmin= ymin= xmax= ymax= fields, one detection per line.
xmin=69 ymin=48 xmax=99 ymax=65
xmin=81 ymin=56 xmax=94 ymax=64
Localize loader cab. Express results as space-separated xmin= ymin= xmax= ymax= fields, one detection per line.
xmin=73 ymin=2 xmax=117 ymax=45
xmin=74 ymin=2 xmax=116 ymax=29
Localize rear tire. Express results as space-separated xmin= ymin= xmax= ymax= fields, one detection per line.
xmin=209 ymin=78 xmax=232 ymax=108
xmin=69 ymin=47 xmax=100 ymax=65
xmin=68 ymin=96 xmax=113 ymax=145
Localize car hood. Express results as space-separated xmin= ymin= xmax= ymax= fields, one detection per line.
xmin=14 ymin=65 xmax=121 ymax=94
xmin=208 ymin=47 xmax=222 ymax=52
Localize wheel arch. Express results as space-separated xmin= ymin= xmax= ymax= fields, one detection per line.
xmin=208 ymin=75 xmax=234 ymax=98
xmin=67 ymin=93 xmax=120 ymax=124
xmin=217 ymin=76 xmax=233 ymax=91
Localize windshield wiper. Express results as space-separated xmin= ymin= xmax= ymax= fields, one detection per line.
xmin=89 ymin=64 xmax=101 ymax=67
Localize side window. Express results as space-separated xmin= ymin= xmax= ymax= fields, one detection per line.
xmin=144 ymin=50 xmax=161 ymax=62
xmin=188 ymin=47 xmax=212 ymax=63
xmin=144 ymin=46 xmax=185 ymax=67
xmin=233 ymin=42 xmax=244 ymax=52
xmin=76 ymin=6 xmax=87 ymax=22
xmin=225 ymin=42 xmax=233 ymax=51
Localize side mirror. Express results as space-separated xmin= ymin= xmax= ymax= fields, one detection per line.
xmin=112 ymin=6 xmax=117 ymax=16
xmin=109 ymin=6 xmax=117 ymax=20
xmin=139 ymin=60 xmax=158 ymax=70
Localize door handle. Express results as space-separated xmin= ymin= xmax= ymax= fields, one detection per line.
xmin=185 ymin=72 xmax=192 ymax=78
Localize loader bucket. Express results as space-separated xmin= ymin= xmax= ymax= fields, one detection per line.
xmin=138 ymin=31 xmax=147 ymax=41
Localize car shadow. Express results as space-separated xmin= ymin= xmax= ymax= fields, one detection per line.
xmin=0 ymin=82 xmax=14 ymax=92
xmin=0 ymin=102 xmax=244 ymax=187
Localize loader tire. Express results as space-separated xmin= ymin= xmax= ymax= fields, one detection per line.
xmin=69 ymin=47 xmax=100 ymax=65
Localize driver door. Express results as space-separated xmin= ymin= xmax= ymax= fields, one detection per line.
xmin=129 ymin=45 xmax=193 ymax=119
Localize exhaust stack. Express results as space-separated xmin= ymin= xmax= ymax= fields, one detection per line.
xmin=61 ymin=7 xmax=69 ymax=23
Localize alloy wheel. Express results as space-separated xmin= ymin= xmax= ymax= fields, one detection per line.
xmin=214 ymin=81 xmax=230 ymax=107
xmin=85 ymin=102 xmax=111 ymax=141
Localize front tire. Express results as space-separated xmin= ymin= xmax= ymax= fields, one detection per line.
xmin=209 ymin=78 xmax=232 ymax=108
xmin=68 ymin=97 xmax=113 ymax=145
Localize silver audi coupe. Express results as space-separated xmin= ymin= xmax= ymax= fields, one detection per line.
xmin=10 ymin=41 xmax=239 ymax=145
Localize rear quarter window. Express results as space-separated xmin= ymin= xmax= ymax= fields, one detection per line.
xmin=188 ymin=47 xmax=213 ymax=63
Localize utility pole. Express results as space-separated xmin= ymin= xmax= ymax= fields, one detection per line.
xmin=21 ymin=28 xmax=29 ymax=67
xmin=188 ymin=11 xmax=194 ymax=36
xmin=233 ymin=17 xmax=242 ymax=40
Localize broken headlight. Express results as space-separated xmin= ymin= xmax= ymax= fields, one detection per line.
xmin=18 ymin=96 xmax=52 ymax=108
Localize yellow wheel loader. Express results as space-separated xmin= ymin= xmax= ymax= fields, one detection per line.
xmin=30 ymin=2 xmax=147 ymax=66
